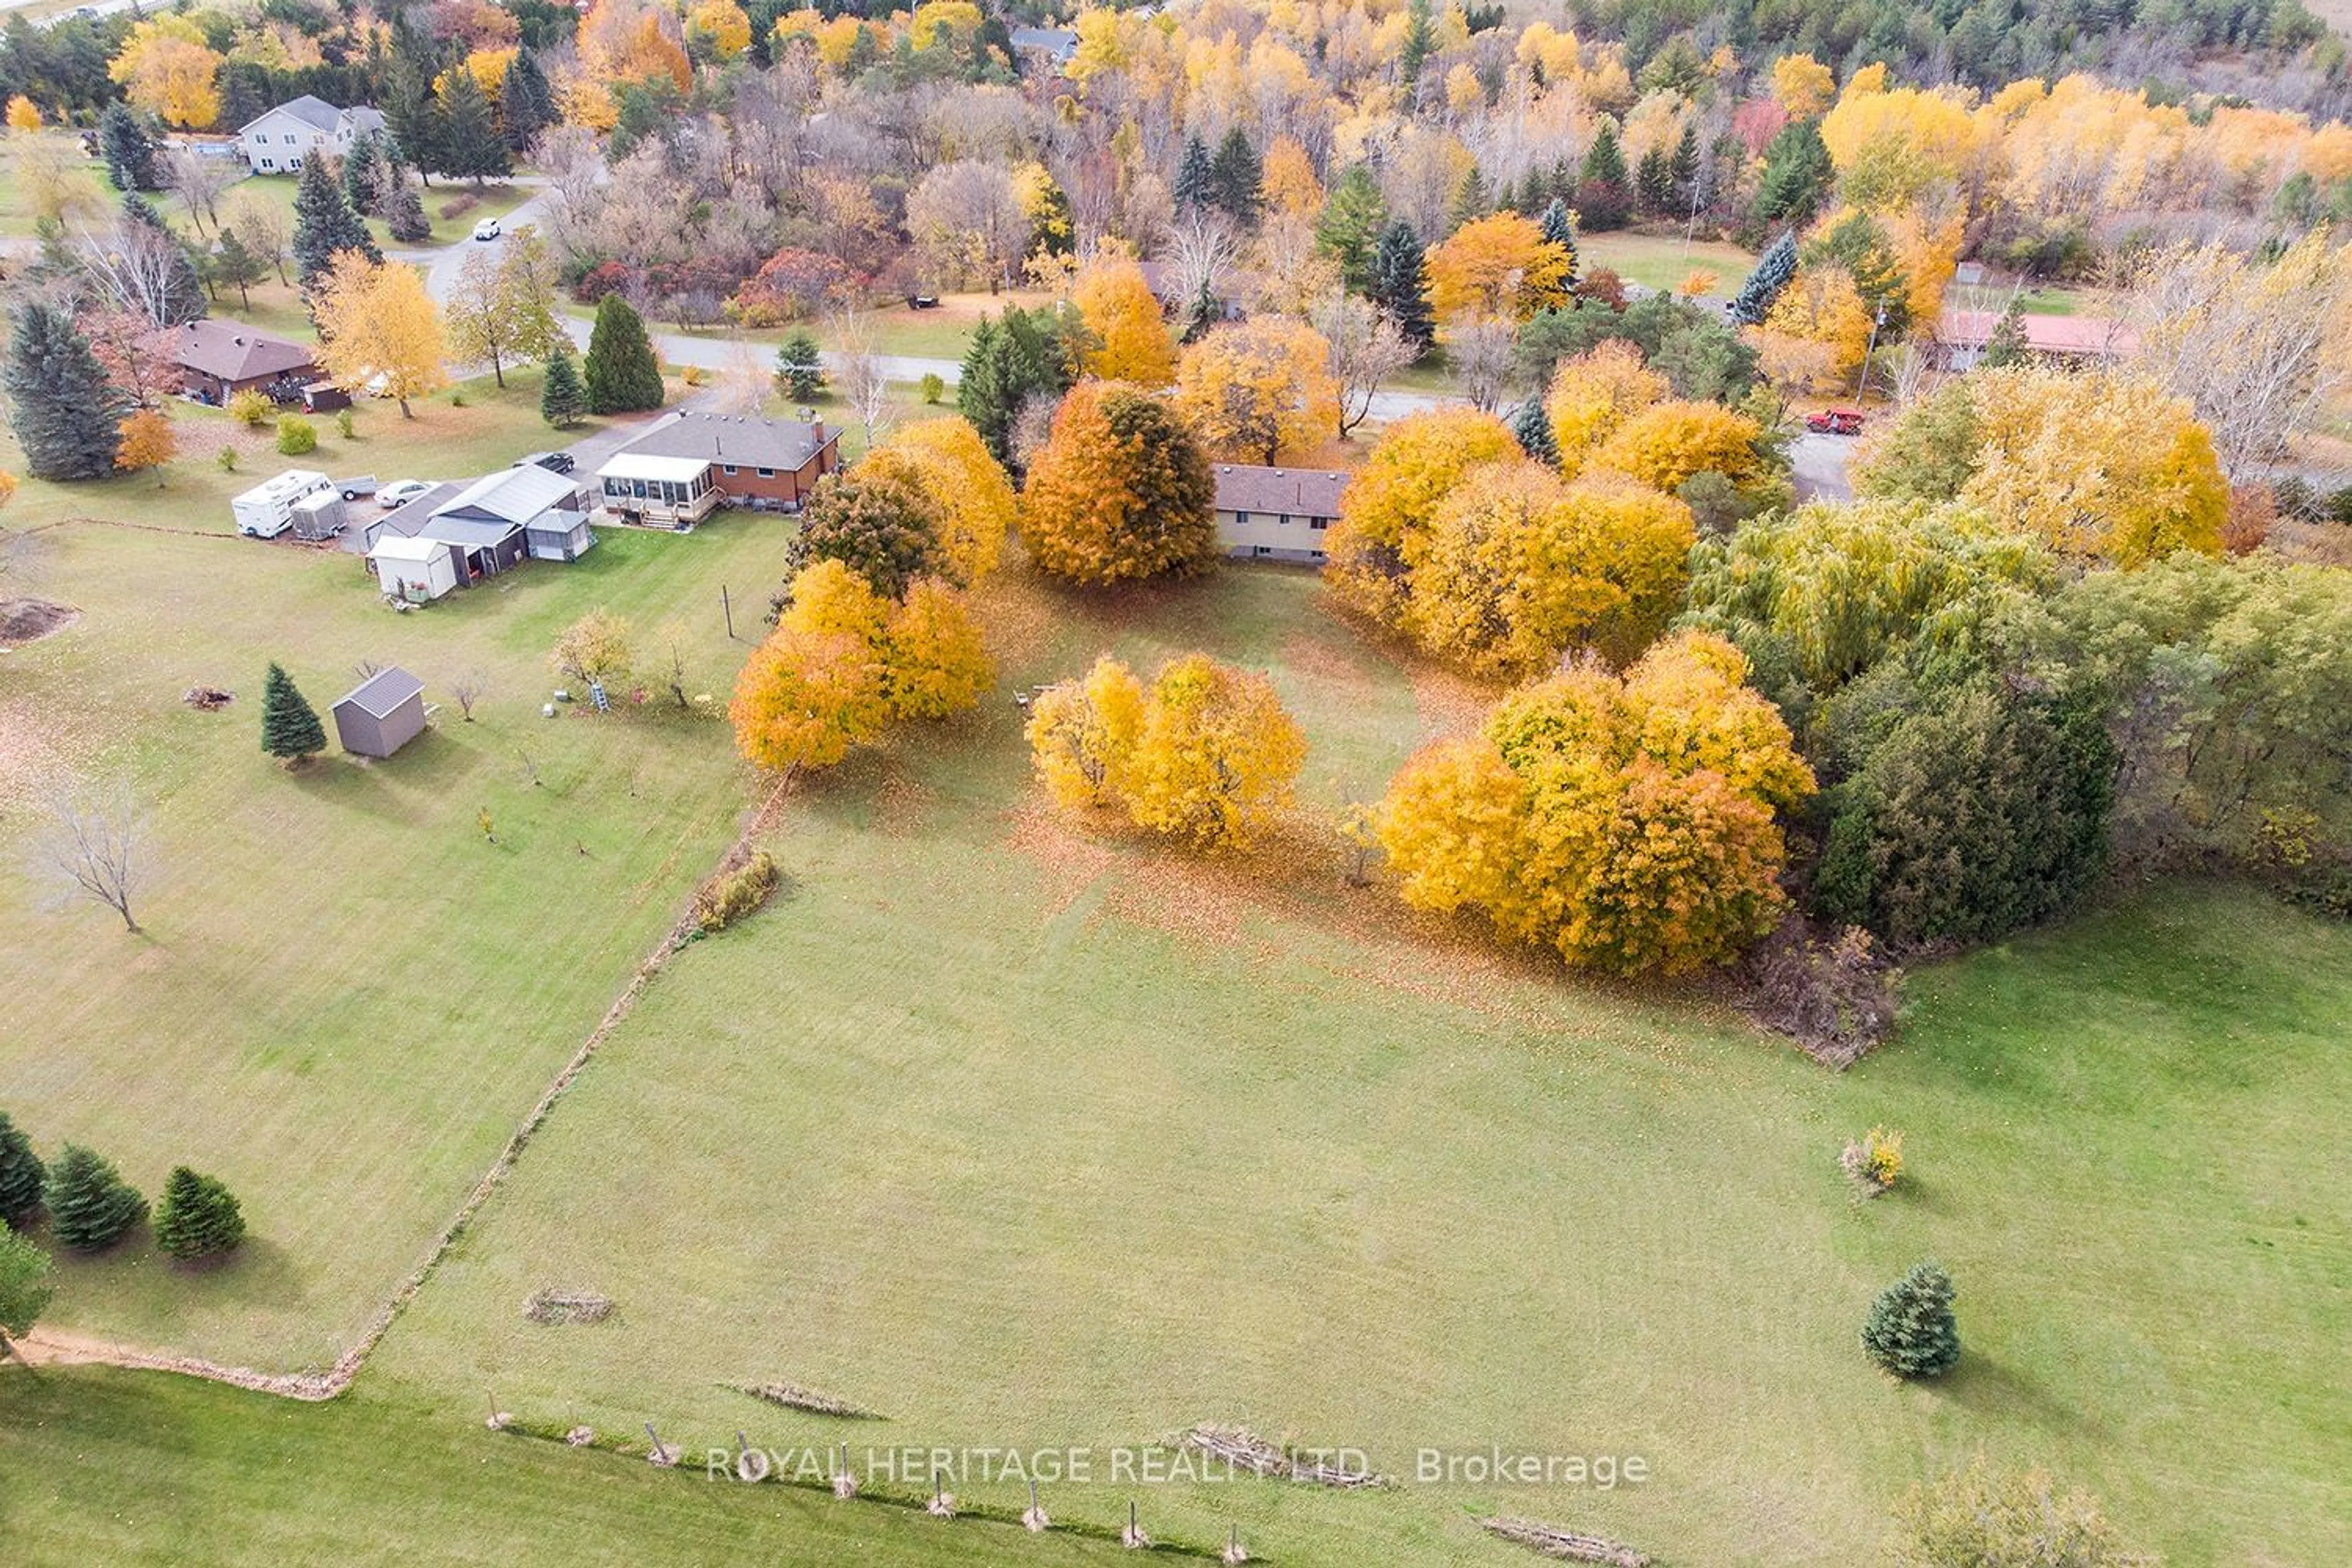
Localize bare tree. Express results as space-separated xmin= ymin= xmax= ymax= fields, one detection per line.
xmin=829 ymin=312 xmax=894 ymax=450
xmin=1450 ymin=315 xmax=1517 ymax=412
xmin=221 ymin=189 xmax=290 ymax=285
xmin=72 ymin=215 xmax=198 ymax=326
xmin=450 ymin=671 xmax=487 ymax=721
xmin=714 ymin=343 xmax=771 ymax=415
xmin=39 ymin=778 xmax=146 ymax=933
xmin=1166 ymin=212 xmax=1242 ymax=328
xmin=1314 ymin=293 xmax=1419 ymax=439
xmin=903 ymin=159 xmax=1030 ymax=292
xmin=162 ymin=146 xmax=235 ymax=238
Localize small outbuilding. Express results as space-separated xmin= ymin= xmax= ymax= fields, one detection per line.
xmin=368 ymin=533 xmax=460 ymax=602
xmin=331 ymin=666 xmax=427 ymax=758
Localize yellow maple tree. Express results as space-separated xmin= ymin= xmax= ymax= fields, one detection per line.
xmin=1425 ymin=211 xmax=1574 ymax=322
xmin=1589 ymin=399 xmax=1763 ymax=494
xmin=729 ymin=627 xmax=888 ymax=773
xmin=1172 ymin=317 xmax=1341 ymax=464
xmin=113 ymin=408 xmax=176 ymax=480
xmin=879 ymin=418 xmax=1014 ymax=582
xmin=312 ymin=254 xmax=449 ymax=419
xmin=108 ymin=16 xmax=222 ymax=130
xmin=1027 ymin=655 xmax=1147 ymax=811
xmin=881 ymin=578 xmax=993 ymax=719
xmin=1761 ymin=267 xmax=1873 ymax=386
xmin=1770 ymin=53 xmax=1834 ymax=118
xmin=685 ymin=0 xmax=752 ymax=59
xmin=1071 ymin=255 xmax=1176 ymax=385
xmin=5 ymin=95 xmax=40 ymax=133
xmin=1017 ymin=382 xmax=1220 ymax=584
xmin=1259 ymin=134 xmax=1323 ymax=218
xmin=1324 ymin=406 xmax=1518 ymax=626
xmin=1544 ymin=340 xmax=1667 ymax=475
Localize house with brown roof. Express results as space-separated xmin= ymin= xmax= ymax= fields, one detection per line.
xmin=1213 ymin=464 xmax=1351 ymax=564
xmin=594 ymin=410 xmax=841 ymax=528
xmin=172 ymin=320 xmax=320 ymax=403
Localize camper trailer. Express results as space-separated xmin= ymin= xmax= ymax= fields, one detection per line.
xmin=291 ymin=490 xmax=347 ymax=541
xmin=232 ymin=469 xmax=333 ymax=539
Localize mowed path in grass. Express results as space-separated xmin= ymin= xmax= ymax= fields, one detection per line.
xmin=0 ymin=512 xmax=791 ymax=1370
xmin=368 ymin=566 xmax=2352 ymax=1565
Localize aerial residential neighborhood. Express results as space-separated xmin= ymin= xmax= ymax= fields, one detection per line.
xmin=1 ymin=1 xmax=2350 ymax=1565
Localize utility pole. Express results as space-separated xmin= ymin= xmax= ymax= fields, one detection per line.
xmin=1855 ymin=301 xmax=1888 ymax=402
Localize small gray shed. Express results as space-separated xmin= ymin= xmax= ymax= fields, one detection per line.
xmin=332 ymin=667 xmax=428 ymax=758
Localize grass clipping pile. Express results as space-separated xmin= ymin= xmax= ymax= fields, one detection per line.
xmin=1482 ymin=1516 xmax=1651 ymax=1566
xmin=522 ymin=1289 xmax=613 ymax=1326
xmin=1179 ymin=1425 xmax=1388 ymax=1489
xmin=730 ymin=1381 xmax=880 ymax=1419
xmin=0 ymin=598 xmax=78 ymax=646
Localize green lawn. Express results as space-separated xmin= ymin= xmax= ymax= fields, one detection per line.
xmin=0 ymin=508 xmax=794 ymax=1370
xmin=216 ymin=171 xmax=536 ymax=255
xmin=0 ymin=132 xmax=112 ymax=240
xmin=1578 ymin=230 xmax=1759 ymax=295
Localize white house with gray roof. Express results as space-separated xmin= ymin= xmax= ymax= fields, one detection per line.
xmin=1212 ymin=464 xmax=1350 ymax=564
xmin=239 ymin=96 xmax=386 ymax=173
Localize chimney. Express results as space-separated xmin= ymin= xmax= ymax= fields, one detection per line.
xmin=810 ymin=418 xmax=826 ymax=445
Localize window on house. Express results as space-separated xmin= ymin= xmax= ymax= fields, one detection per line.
xmin=1278 ymin=513 xmax=1292 ymax=527
xmin=722 ymin=465 xmax=737 ymax=475
xmin=1310 ymin=516 xmax=1330 ymax=530
xmin=1232 ymin=510 xmax=1250 ymax=525
xmin=1253 ymin=545 xmax=1270 ymax=556
xmin=756 ymin=467 xmax=775 ymax=478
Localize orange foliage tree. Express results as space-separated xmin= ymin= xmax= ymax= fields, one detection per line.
xmin=1070 ymin=255 xmax=1176 ymax=385
xmin=113 ymin=408 xmax=176 ymax=480
xmin=1017 ymin=383 xmax=1218 ymax=584
xmin=1424 ymin=211 xmax=1574 ymax=323
xmin=1172 ymin=317 xmax=1341 ymax=463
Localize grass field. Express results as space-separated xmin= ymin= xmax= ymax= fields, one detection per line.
xmin=216 ymin=171 xmax=537 ymax=256
xmin=1578 ymin=230 xmax=1759 ymax=296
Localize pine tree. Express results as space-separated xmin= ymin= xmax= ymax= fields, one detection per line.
xmin=292 ymin=153 xmax=380 ymax=292
xmin=1367 ymin=219 xmax=1434 ymax=350
xmin=1578 ymin=124 xmax=1630 ymax=230
xmin=1173 ymin=132 xmax=1212 ymax=213
xmin=122 ymin=194 xmax=206 ymax=325
xmin=1635 ymin=143 xmax=1675 ymax=216
xmin=775 ymin=329 xmax=824 ymax=402
xmin=1208 ymin=126 xmax=1262 ymax=228
xmin=213 ymin=225 xmax=267 ymax=309
xmin=1862 ymin=1262 xmax=1962 ymax=1378
xmin=1981 ymin=298 xmax=2030 ymax=368
xmin=1398 ymin=0 xmax=1434 ymax=87
xmin=540 ymin=347 xmax=587 ymax=427
xmin=380 ymin=56 xmax=441 ymax=183
xmin=0 ymin=1112 xmax=45 ymax=1229
xmin=1446 ymin=164 xmax=1490 ymax=233
xmin=97 ymin=103 xmax=157 ymax=192
xmin=1669 ymin=123 xmax=1701 ymax=205
xmin=1314 ymin=164 xmax=1389 ymax=290
xmin=1510 ymin=396 xmax=1559 ymax=466
xmin=1729 ymin=230 xmax=1800 ymax=325
xmin=43 ymin=1144 xmax=146 ymax=1252
xmin=584 ymin=293 xmax=665 ymax=413
xmin=261 ymin=662 xmax=327 ymax=764
xmin=499 ymin=49 xmax=557 ymax=154
xmin=1754 ymin=118 xmax=1833 ymax=227
xmin=1539 ymin=197 xmax=1578 ymax=289
xmin=435 ymin=67 xmax=510 ymax=184
xmin=4 ymin=303 xmax=127 ymax=481
xmin=153 ymin=1166 xmax=246 ymax=1261
xmin=385 ymin=178 xmax=430 ymax=243
xmin=342 ymin=129 xmax=385 ymax=216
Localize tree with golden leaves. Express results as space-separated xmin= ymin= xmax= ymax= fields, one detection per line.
xmin=113 ymin=407 xmax=175 ymax=481
xmin=1589 ymin=399 xmax=1763 ymax=494
xmin=1770 ymin=53 xmax=1835 ymax=118
xmin=1070 ymin=255 xmax=1176 ymax=385
xmin=1424 ymin=211 xmax=1573 ymax=323
xmin=1172 ymin=317 xmax=1341 ymax=463
xmin=312 ymin=254 xmax=448 ymax=419
xmin=1761 ymin=266 xmax=1873 ymax=386
xmin=1544 ymin=340 xmax=1668 ymax=475
xmin=1374 ymin=631 xmax=1813 ymax=975
xmin=878 ymin=418 xmax=1014 ymax=582
xmin=779 ymin=557 xmax=891 ymax=643
xmin=1028 ymin=654 xmax=1306 ymax=849
xmin=5 ymin=96 xmax=40 ymax=134
xmin=1258 ymin=134 xmax=1323 ymax=219
xmin=684 ymin=0 xmax=752 ymax=59
xmin=882 ymin=578 xmax=993 ymax=719
xmin=108 ymin=17 xmax=222 ymax=130
xmin=728 ymin=627 xmax=887 ymax=773
xmin=1018 ymin=382 xmax=1219 ymax=584
xmin=1324 ymin=406 xmax=1518 ymax=626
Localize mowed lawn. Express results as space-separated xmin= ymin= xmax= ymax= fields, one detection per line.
xmin=0 ymin=510 xmax=794 ymax=1370
xmin=1578 ymin=230 xmax=1758 ymax=295
xmin=363 ymin=566 xmax=2352 ymax=1565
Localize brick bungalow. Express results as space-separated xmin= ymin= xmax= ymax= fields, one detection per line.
xmin=172 ymin=320 xmax=320 ymax=404
xmin=594 ymin=410 xmax=841 ymax=528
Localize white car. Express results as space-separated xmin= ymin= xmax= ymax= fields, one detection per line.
xmin=473 ymin=219 xmax=502 ymax=242
xmin=377 ymin=480 xmax=433 ymax=510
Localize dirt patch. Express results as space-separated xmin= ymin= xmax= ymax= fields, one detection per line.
xmin=0 ymin=597 xmax=78 ymax=644
xmin=183 ymin=685 xmax=235 ymax=710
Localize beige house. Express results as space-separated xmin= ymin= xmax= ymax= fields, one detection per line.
xmin=1213 ymin=464 xmax=1350 ymax=564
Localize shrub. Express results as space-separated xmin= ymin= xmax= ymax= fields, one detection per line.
xmin=1862 ymin=1262 xmax=1960 ymax=1378
xmin=1840 ymin=1128 xmax=1903 ymax=1194
xmin=693 ymin=850 xmax=782 ymax=933
xmin=2327 ymin=484 xmax=2352 ymax=526
xmin=43 ymin=1143 xmax=148 ymax=1251
xmin=1743 ymin=916 xmax=1901 ymax=1067
xmin=1888 ymin=1455 xmax=2155 ymax=1567
xmin=153 ymin=1166 xmax=246 ymax=1261
xmin=228 ymin=389 xmax=271 ymax=426
xmin=2271 ymin=474 xmax=2318 ymax=521
xmin=334 ymin=407 xmax=355 ymax=440
xmin=437 ymin=194 xmax=479 ymax=221
xmin=919 ymin=372 xmax=945 ymax=404
xmin=216 ymin=443 xmax=238 ymax=472
xmin=274 ymin=415 xmax=317 ymax=455
xmin=0 ymin=1111 xmax=45 ymax=1227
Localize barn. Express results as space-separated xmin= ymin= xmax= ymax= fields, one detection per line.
xmin=331 ymin=667 xmax=428 ymax=758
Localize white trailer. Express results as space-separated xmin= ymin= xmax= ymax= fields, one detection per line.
xmin=290 ymin=489 xmax=347 ymax=540
xmin=232 ymin=469 xmax=332 ymax=538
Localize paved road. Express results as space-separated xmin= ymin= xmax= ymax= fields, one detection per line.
xmin=418 ymin=188 xmax=1456 ymax=421
xmin=1789 ymin=431 xmax=1856 ymax=502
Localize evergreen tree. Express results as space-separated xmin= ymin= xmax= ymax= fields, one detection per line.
xmin=1548 ymin=155 xmax=1577 ymax=206
xmin=1510 ymin=396 xmax=1559 ymax=466
xmin=0 ymin=1111 xmax=45 ymax=1229
xmin=435 ymin=67 xmax=510 ymax=184
xmin=1446 ymin=164 xmax=1490 ymax=232
xmin=384 ymin=178 xmax=430 ymax=243
xmin=380 ymin=57 xmax=441 ymax=183
xmin=262 ymin=662 xmax=328 ymax=763
xmin=292 ymin=153 xmax=380 ymax=291
xmin=1806 ymin=210 xmax=1909 ymax=334
xmin=1981 ymin=297 xmax=2031 ymax=368
xmin=0 ymin=1224 xmax=51 ymax=1354
xmin=1635 ymin=143 xmax=1675 ymax=216
xmin=43 ymin=1144 xmax=147 ymax=1252
xmin=1862 ymin=1262 xmax=1962 ymax=1379
xmin=1366 ymin=219 xmax=1434 ymax=350
xmin=1172 ymin=132 xmax=1212 ymax=213
xmin=1314 ymin=165 xmax=1389 ymax=291
xmin=499 ymin=49 xmax=558 ymax=154
xmin=1577 ymin=124 xmax=1631 ymax=230
xmin=1539 ymin=197 xmax=1578 ymax=289
xmin=122 ymin=194 xmax=206 ymax=325
xmin=342 ymin=129 xmax=386 ymax=216
xmin=1207 ymin=126 xmax=1263 ymax=227
xmin=583 ymin=294 xmax=665 ymax=413
xmin=1730 ymin=231 xmax=1799 ymax=325
xmin=1398 ymin=0 xmax=1434 ymax=87
xmin=957 ymin=304 xmax=1072 ymax=469
xmin=97 ymin=102 xmax=157 ymax=192
xmin=1670 ymin=123 xmax=1701 ymax=205
xmin=1754 ymin=118 xmax=1834 ymax=228
xmin=540 ymin=347 xmax=587 ymax=427
xmin=775 ymin=329 xmax=824 ymax=402
xmin=153 ymin=1166 xmax=247 ymax=1261
xmin=4 ymin=303 xmax=127 ymax=481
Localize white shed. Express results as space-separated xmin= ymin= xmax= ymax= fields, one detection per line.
xmin=368 ymin=533 xmax=459 ymax=602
